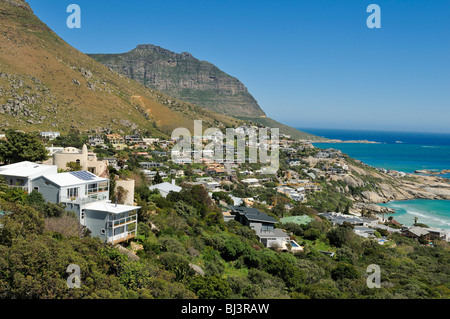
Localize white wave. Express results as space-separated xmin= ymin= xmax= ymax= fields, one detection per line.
xmin=406 ymin=209 xmax=450 ymax=227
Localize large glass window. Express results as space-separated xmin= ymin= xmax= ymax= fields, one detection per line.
xmin=67 ymin=187 xmax=79 ymax=198
xmin=85 ymin=182 xmax=108 ymax=195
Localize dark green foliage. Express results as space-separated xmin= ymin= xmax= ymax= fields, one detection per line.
xmin=159 ymin=253 xmax=194 ymax=281
xmin=331 ymin=263 xmax=359 ymax=281
xmin=0 ymin=130 xmax=48 ymax=164
xmin=212 ymin=191 xmax=233 ymax=205
xmin=187 ymin=275 xmax=232 ymax=299
xmin=65 ymin=161 xmax=83 ymax=172
xmin=290 ymin=205 xmax=317 ymax=216
xmin=52 ymin=129 xmax=87 ymax=149
xmin=327 ymin=224 xmax=355 ymax=248
xmin=0 ymin=201 xmax=45 ymax=246
xmin=281 ymin=222 xmax=304 ymax=236
xmin=3 ymin=187 xmax=27 ymax=204
xmin=304 ymin=228 xmax=321 ymax=240
xmin=26 ymin=190 xmax=46 ymax=208
xmin=221 ymin=237 xmax=248 ymax=261
xmin=152 ymin=172 xmax=163 ymax=184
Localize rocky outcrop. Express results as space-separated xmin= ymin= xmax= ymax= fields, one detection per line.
xmin=0 ymin=0 xmax=32 ymax=12
xmin=89 ymin=44 xmax=266 ymax=117
xmin=353 ymin=203 xmax=395 ymax=214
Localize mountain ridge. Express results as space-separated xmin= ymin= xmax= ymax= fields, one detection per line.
xmin=0 ymin=0 xmax=244 ymax=136
xmin=89 ymin=44 xmax=266 ymax=118
xmin=89 ymin=44 xmax=324 ymax=141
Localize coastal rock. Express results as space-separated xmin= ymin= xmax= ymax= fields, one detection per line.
xmin=342 ymin=175 xmax=365 ymax=188
xmin=361 ymin=191 xmax=386 ymax=203
xmin=422 ymin=187 xmax=450 ymax=200
xmin=353 ymin=203 xmax=395 ymax=214
xmin=189 ymin=263 xmax=204 ymax=276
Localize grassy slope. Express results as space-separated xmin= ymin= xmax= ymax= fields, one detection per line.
xmin=0 ymin=1 xmax=243 ymax=136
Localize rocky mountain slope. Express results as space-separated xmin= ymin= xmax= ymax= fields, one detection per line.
xmin=89 ymin=45 xmax=324 ymax=141
xmin=304 ymin=153 xmax=450 ymax=214
xmin=0 ymin=0 xmax=243 ymax=136
xmin=89 ymin=44 xmax=266 ymax=118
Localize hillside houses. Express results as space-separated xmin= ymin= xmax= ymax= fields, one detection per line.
xmin=277 ymin=185 xmax=306 ymax=202
xmin=229 ymin=206 xmax=301 ymax=251
xmin=149 ymin=180 xmax=182 ymax=198
xmin=0 ymin=161 xmax=140 ymax=245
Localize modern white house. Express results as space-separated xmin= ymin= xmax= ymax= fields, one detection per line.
xmin=149 ymin=180 xmax=182 ymax=198
xmin=0 ymin=161 xmax=58 ymax=193
xmin=40 ymin=131 xmax=60 ymax=140
xmin=0 ymin=162 xmax=139 ymax=244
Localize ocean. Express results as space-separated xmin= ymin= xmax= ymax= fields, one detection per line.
xmin=300 ymin=128 xmax=450 ymax=229
xmin=379 ymin=200 xmax=450 ymax=230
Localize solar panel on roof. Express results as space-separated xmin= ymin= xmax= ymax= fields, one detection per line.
xmin=70 ymin=171 xmax=96 ymax=181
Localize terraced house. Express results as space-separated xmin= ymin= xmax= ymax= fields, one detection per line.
xmin=0 ymin=161 xmax=139 ymax=244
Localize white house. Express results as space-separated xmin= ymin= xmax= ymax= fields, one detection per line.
xmin=149 ymin=180 xmax=182 ymax=198
xmin=40 ymin=131 xmax=60 ymax=140
xmin=0 ymin=163 xmax=139 ymax=244
xmin=0 ymin=161 xmax=58 ymax=193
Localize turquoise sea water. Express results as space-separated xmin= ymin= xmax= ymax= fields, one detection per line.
xmin=379 ymin=200 xmax=450 ymax=230
xmin=300 ymin=128 xmax=450 ymax=228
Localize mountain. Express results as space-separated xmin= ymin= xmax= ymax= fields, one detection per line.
xmin=89 ymin=44 xmax=266 ymax=118
xmin=89 ymin=45 xmax=324 ymax=141
xmin=0 ymin=0 xmax=243 ymax=136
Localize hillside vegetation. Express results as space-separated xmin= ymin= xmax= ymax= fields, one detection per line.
xmin=0 ymin=0 xmax=242 ymax=135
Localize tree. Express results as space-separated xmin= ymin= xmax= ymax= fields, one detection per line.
xmin=212 ymin=191 xmax=233 ymax=205
xmin=152 ymin=172 xmax=163 ymax=184
xmin=65 ymin=161 xmax=83 ymax=172
xmin=327 ymin=225 xmax=354 ymax=248
xmin=26 ymin=190 xmax=46 ymax=208
xmin=0 ymin=130 xmax=48 ymax=164
xmin=331 ymin=263 xmax=359 ymax=281
xmin=0 ymin=176 xmax=8 ymax=198
xmin=115 ymin=186 xmax=128 ymax=204
xmin=187 ymin=275 xmax=232 ymax=299
xmin=116 ymin=150 xmax=129 ymax=169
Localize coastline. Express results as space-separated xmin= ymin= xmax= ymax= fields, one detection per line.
xmin=377 ymin=199 xmax=450 ymax=230
xmin=313 ymin=139 xmax=381 ymax=144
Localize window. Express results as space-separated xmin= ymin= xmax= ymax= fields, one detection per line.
xmin=81 ymin=212 xmax=85 ymax=220
xmin=67 ymin=187 xmax=79 ymax=198
xmin=33 ymin=187 xmax=39 ymax=192
xmin=101 ymin=229 xmax=106 ymax=235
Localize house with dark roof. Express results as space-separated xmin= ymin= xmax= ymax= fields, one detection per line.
xmin=229 ymin=206 xmax=291 ymax=249
xmin=402 ymin=226 xmax=431 ymax=240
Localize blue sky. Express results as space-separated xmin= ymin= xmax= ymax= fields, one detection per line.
xmin=27 ymin=0 xmax=450 ymax=133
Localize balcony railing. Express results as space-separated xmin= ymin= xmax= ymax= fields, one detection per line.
xmin=107 ymin=214 xmax=137 ymax=228
xmin=8 ymin=185 xmax=28 ymax=193
xmin=60 ymin=191 xmax=109 ymax=205
xmin=107 ymin=230 xmax=136 ymax=244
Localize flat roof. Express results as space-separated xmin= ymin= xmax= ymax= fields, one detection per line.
xmin=43 ymin=171 xmax=108 ymax=187
xmin=258 ymin=228 xmax=289 ymax=238
xmin=0 ymin=161 xmax=57 ymax=178
xmin=149 ymin=182 xmax=182 ymax=193
xmin=83 ymin=201 xmax=140 ymax=214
